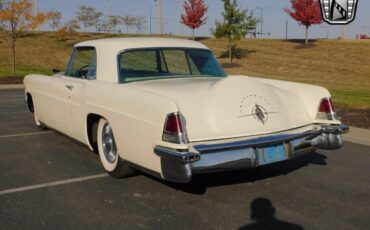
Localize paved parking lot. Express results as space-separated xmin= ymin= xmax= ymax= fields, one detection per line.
xmin=0 ymin=88 xmax=369 ymax=230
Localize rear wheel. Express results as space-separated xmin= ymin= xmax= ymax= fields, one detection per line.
xmin=97 ymin=118 xmax=135 ymax=178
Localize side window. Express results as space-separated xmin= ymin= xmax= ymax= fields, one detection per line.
xmin=120 ymin=50 xmax=164 ymax=82
xmin=121 ymin=50 xmax=158 ymax=73
xmin=66 ymin=47 xmax=96 ymax=79
xmin=162 ymin=50 xmax=191 ymax=75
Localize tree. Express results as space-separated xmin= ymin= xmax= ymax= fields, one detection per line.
xmin=46 ymin=10 xmax=62 ymax=31
xmin=91 ymin=10 xmax=102 ymax=32
xmin=134 ymin=16 xmax=146 ymax=34
xmin=284 ymin=0 xmax=322 ymax=45
xmin=180 ymin=0 xmax=208 ymax=40
xmin=0 ymin=0 xmax=45 ymax=77
xmin=212 ymin=0 xmax=257 ymax=63
xmin=121 ymin=15 xmax=136 ymax=34
xmin=107 ymin=15 xmax=120 ymax=32
xmin=76 ymin=6 xmax=97 ymax=32
xmin=55 ymin=26 xmax=68 ymax=41
xmin=65 ymin=18 xmax=80 ymax=32
xmin=0 ymin=0 xmax=4 ymax=28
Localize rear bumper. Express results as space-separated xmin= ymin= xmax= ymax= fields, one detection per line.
xmin=154 ymin=124 xmax=349 ymax=183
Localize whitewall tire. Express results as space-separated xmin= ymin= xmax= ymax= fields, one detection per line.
xmin=33 ymin=110 xmax=47 ymax=130
xmin=97 ymin=118 xmax=135 ymax=178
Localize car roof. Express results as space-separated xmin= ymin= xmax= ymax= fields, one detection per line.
xmin=74 ymin=37 xmax=211 ymax=83
xmin=75 ymin=37 xmax=210 ymax=51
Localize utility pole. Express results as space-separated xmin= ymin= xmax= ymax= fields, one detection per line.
xmin=177 ymin=0 xmax=184 ymax=36
xmin=34 ymin=0 xmax=39 ymax=31
xmin=34 ymin=0 xmax=38 ymax=14
xmin=255 ymin=6 xmax=268 ymax=38
xmin=107 ymin=0 xmax=112 ymax=17
xmin=285 ymin=20 xmax=288 ymax=40
xmin=155 ymin=0 xmax=163 ymax=35
xmin=150 ymin=5 xmax=152 ymax=36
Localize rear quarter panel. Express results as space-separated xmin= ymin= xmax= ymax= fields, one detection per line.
xmin=257 ymin=77 xmax=341 ymax=125
xmin=82 ymin=81 xmax=180 ymax=173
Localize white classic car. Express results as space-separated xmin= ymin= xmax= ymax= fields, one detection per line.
xmin=24 ymin=38 xmax=348 ymax=183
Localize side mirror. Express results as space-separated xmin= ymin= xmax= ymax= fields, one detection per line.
xmin=52 ymin=69 xmax=61 ymax=74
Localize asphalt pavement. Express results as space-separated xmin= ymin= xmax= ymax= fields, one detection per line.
xmin=0 ymin=88 xmax=369 ymax=230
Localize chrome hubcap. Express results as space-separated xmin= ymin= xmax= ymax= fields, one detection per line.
xmin=102 ymin=123 xmax=117 ymax=163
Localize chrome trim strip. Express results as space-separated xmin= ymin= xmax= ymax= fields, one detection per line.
xmin=322 ymin=124 xmax=349 ymax=134
xmin=154 ymin=146 xmax=200 ymax=163
xmin=194 ymin=130 xmax=319 ymax=153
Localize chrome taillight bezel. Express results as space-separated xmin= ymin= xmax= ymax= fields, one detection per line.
xmin=316 ymin=97 xmax=338 ymax=120
xmin=162 ymin=112 xmax=189 ymax=144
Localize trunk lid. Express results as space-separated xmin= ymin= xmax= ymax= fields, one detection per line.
xmin=131 ymin=76 xmax=312 ymax=142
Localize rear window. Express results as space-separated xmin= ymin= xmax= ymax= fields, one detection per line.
xmin=118 ymin=48 xmax=226 ymax=83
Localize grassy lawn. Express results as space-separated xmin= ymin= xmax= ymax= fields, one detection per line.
xmin=1 ymin=32 xmax=369 ymax=109
xmin=204 ymin=38 xmax=370 ymax=109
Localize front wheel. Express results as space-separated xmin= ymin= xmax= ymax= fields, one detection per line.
xmin=27 ymin=95 xmax=47 ymax=130
xmin=97 ymin=118 xmax=135 ymax=178
xmin=34 ymin=112 xmax=47 ymax=130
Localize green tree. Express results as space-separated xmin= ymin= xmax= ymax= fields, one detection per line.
xmin=212 ymin=0 xmax=258 ymax=63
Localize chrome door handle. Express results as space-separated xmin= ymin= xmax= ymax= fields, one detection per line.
xmin=65 ymin=85 xmax=74 ymax=90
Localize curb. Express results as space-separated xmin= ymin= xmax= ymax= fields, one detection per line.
xmin=343 ymin=127 xmax=370 ymax=147
xmin=0 ymin=84 xmax=24 ymax=89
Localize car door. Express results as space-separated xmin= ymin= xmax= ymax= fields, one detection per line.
xmin=62 ymin=47 xmax=97 ymax=142
xmin=35 ymin=73 xmax=71 ymax=135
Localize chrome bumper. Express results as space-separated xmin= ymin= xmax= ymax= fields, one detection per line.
xmin=154 ymin=125 xmax=349 ymax=183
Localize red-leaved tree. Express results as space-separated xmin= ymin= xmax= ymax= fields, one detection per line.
xmin=180 ymin=0 xmax=208 ymax=40
xmin=284 ymin=0 xmax=322 ymax=45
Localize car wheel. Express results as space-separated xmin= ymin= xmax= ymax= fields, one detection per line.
xmin=27 ymin=96 xmax=47 ymax=130
xmin=97 ymin=118 xmax=135 ymax=178
xmin=34 ymin=112 xmax=47 ymax=129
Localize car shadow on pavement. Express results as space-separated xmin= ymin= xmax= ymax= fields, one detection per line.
xmin=151 ymin=151 xmax=327 ymax=194
xmin=239 ymin=197 xmax=304 ymax=230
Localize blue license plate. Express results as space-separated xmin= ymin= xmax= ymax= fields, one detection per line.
xmin=257 ymin=145 xmax=287 ymax=165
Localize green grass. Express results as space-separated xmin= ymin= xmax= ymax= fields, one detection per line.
xmin=1 ymin=32 xmax=369 ymax=109
xmin=0 ymin=66 xmax=52 ymax=76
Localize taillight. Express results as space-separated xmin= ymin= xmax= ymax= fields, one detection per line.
xmin=164 ymin=113 xmax=183 ymax=133
xmin=162 ymin=113 xmax=188 ymax=144
xmin=317 ymin=98 xmax=337 ymax=120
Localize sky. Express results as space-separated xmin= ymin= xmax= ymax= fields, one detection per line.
xmin=36 ymin=0 xmax=370 ymax=39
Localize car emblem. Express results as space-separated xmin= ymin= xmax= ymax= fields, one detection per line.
xmin=320 ymin=0 xmax=359 ymax=25
xmin=252 ymin=104 xmax=268 ymax=124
